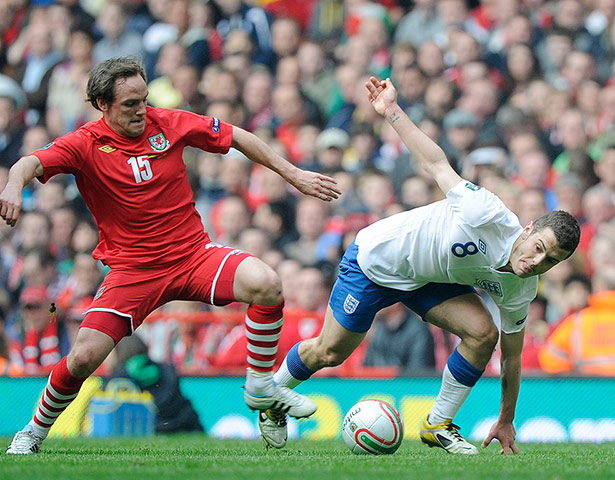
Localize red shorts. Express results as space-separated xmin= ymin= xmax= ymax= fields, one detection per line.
xmin=81 ymin=243 xmax=252 ymax=343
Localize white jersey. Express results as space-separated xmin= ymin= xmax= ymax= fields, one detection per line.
xmin=355 ymin=180 xmax=538 ymax=334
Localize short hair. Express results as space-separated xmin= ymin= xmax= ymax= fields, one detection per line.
xmin=532 ymin=210 xmax=580 ymax=258
xmin=86 ymin=57 xmax=147 ymax=111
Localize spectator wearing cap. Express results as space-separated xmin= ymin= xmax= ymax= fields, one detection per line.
xmin=462 ymin=146 xmax=508 ymax=184
xmin=315 ymin=128 xmax=349 ymax=174
xmin=440 ymin=108 xmax=480 ymax=172
xmin=16 ymin=285 xmax=71 ymax=375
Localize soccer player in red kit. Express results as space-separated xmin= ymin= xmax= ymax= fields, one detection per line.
xmin=2 ymin=57 xmax=341 ymax=454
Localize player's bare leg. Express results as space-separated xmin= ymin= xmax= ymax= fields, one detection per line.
xmin=420 ymin=293 xmax=498 ymax=454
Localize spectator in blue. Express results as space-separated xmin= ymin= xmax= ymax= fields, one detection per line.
xmin=215 ymin=0 xmax=274 ymax=68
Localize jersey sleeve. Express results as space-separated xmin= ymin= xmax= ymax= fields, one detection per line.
xmin=498 ymin=305 xmax=529 ymax=334
xmin=157 ymin=109 xmax=233 ymax=154
xmin=32 ymin=131 xmax=86 ymax=183
xmin=446 ymin=180 xmax=517 ymax=228
xmin=495 ymin=276 xmax=538 ymax=334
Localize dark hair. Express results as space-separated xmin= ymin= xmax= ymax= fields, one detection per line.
xmin=87 ymin=57 xmax=147 ymax=111
xmin=532 ymin=210 xmax=580 ymax=258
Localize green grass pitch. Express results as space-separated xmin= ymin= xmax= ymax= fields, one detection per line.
xmin=1 ymin=435 xmax=614 ymax=480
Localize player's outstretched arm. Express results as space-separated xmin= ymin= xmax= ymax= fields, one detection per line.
xmin=0 ymin=155 xmax=43 ymax=227
xmin=366 ymin=77 xmax=463 ymax=194
xmin=231 ymin=126 xmax=341 ymax=202
xmin=482 ymin=330 xmax=524 ymax=454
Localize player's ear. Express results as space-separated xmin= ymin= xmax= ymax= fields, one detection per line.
xmin=522 ymin=221 xmax=534 ymax=238
xmin=97 ymin=98 xmax=108 ymax=112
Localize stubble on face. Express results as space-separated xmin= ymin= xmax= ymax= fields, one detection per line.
xmin=104 ymin=76 xmax=148 ymax=137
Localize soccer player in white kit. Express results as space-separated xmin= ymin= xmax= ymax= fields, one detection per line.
xmin=259 ymin=77 xmax=580 ymax=454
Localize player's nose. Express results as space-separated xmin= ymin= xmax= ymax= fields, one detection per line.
xmin=136 ymin=101 xmax=147 ymax=115
xmin=533 ymin=252 xmax=546 ymax=266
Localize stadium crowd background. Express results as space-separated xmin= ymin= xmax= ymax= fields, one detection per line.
xmin=0 ymin=0 xmax=614 ymax=378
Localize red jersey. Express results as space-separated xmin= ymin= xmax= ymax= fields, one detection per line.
xmin=33 ymin=107 xmax=233 ymax=267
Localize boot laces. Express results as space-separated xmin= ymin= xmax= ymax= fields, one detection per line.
xmin=266 ymin=408 xmax=287 ymax=427
xmin=446 ymin=423 xmax=465 ymax=441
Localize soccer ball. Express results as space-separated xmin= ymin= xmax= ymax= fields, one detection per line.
xmin=342 ymin=399 xmax=404 ymax=455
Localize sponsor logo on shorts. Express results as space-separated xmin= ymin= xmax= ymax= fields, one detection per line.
xmin=516 ymin=317 xmax=527 ymax=326
xmin=94 ymin=286 xmax=106 ymax=300
xmin=212 ymin=117 xmax=220 ymax=133
xmin=343 ymin=294 xmax=360 ymax=314
xmin=148 ymin=133 xmax=169 ymax=151
xmin=41 ymin=142 xmax=54 ymax=150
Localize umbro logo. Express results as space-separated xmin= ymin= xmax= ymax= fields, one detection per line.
xmin=99 ymin=145 xmax=116 ymax=153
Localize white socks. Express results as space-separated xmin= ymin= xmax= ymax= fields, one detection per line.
xmin=428 ymin=364 xmax=472 ymax=425
xmin=245 ymin=368 xmax=275 ymax=397
xmin=273 ymin=357 xmax=304 ymax=389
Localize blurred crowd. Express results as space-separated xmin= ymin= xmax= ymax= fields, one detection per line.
xmin=1 ymin=0 xmax=615 ymax=378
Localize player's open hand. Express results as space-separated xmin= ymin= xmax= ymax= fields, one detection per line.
xmin=0 ymin=183 xmax=23 ymax=227
xmin=481 ymin=420 xmax=521 ymax=455
xmin=365 ymin=77 xmax=398 ymax=116
xmin=291 ymin=169 xmax=341 ymax=202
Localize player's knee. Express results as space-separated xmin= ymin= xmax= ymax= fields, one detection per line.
xmin=477 ymin=324 xmax=499 ymax=352
xmin=250 ymin=269 xmax=283 ymax=305
xmin=464 ymin=322 xmax=498 ymax=355
xmin=68 ymin=346 xmax=103 ymax=377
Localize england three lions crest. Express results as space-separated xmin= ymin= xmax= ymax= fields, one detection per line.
xmin=344 ymin=294 xmax=360 ymax=314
